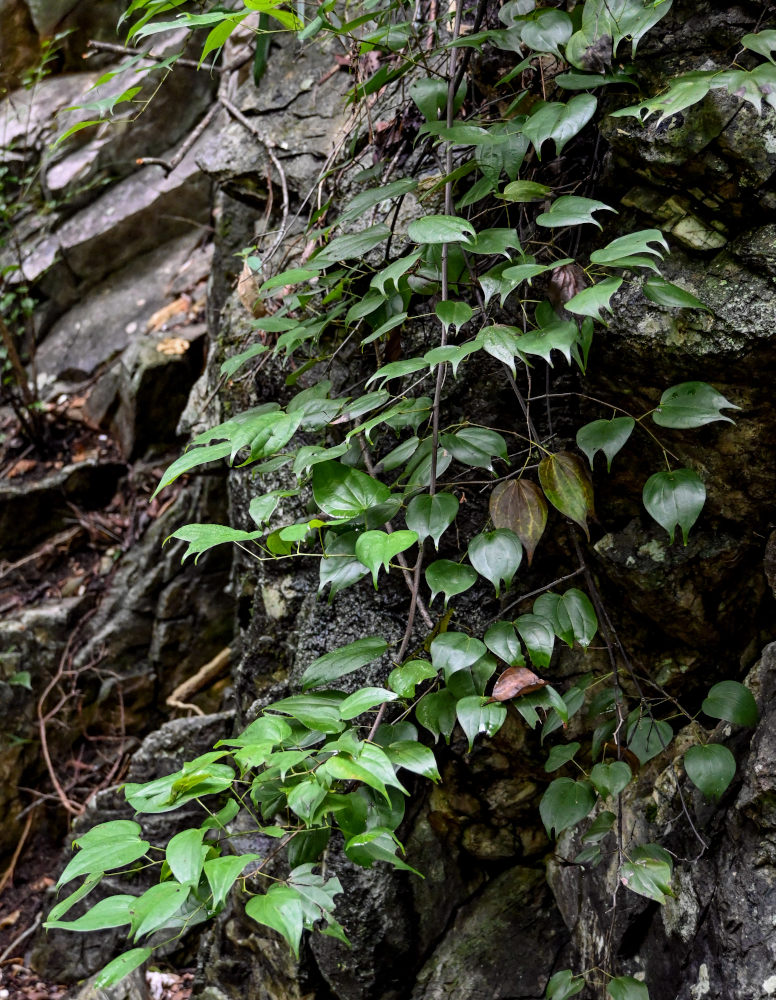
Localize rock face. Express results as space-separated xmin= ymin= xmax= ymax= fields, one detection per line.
xmin=3 ymin=1 xmax=776 ymax=999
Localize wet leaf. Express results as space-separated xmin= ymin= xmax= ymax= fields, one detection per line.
xmin=642 ymin=468 xmax=705 ymax=544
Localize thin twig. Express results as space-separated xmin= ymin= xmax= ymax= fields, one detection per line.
xmin=0 ymin=810 xmax=35 ymax=895
xmin=0 ymin=913 xmax=42 ymax=964
xmin=86 ymin=39 xmax=221 ymax=73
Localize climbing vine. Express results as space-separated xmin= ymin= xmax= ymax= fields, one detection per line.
xmin=47 ymin=2 xmax=775 ymax=996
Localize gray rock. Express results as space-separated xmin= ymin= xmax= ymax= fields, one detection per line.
xmin=26 ymin=0 xmax=80 ymax=37
xmin=74 ymin=967 xmax=148 ymax=1000
xmin=36 ymin=231 xmax=205 ymax=383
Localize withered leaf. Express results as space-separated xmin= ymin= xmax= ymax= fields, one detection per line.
xmin=490 ymin=666 xmax=547 ymax=702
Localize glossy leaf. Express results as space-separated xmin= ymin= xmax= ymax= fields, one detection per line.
xmin=405 ymin=493 xmax=459 ymax=549
xmin=477 ymin=324 xmax=522 ymax=375
xmin=205 ymin=854 xmax=261 ymax=910
xmin=500 ymin=180 xmax=552 ymax=202
xmin=425 ymin=560 xmax=477 ymax=607
xmin=538 ymin=452 xmax=595 ymax=539
xmin=313 ymin=462 xmax=391 ymax=518
xmin=702 ymin=680 xmax=758 ymax=727
xmin=386 ymin=741 xmax=441 ymax=782
xmin=540 ymin=778 xmax=596 ymax=837
xmin=166 ymin=828 xmax=206 ymax=885
xmin=430 ymin=633 xmax=488 ymax=677
xmin=536 ymin=195 xmax=614 ymax=229
xmin=442 ymin=427 xmax=508 ymax=470
xmin=522 ymin=9 xmax=572 ymax=56
xmin=576 ymin=417 xmax=635 ymax=471
xmin=515 ymin=614 xmax=555 ymax=669
xmin=742 ymin=29 xmax=776 ymax=63
xmin=435 ymin=300 xmax=474 ymax=334
xmin=651 ymin=382 xmax=739 ymax=429
xmin=46 ymin=894 xmax=135 ymax=932
xmin=484 ymin=621 xmax=525 ymax=666
xmin=643 ymin=276 xmax=710 ymax=311
xmin=546 ymin=969 xmax=585 ymax=999
xmin=339 ymin=687 xmax=398 ymax=719
xmin=684 ymin=744 xmax=736 ymax=801
xmin=245 ymin=885 xmax=304 ymax=956
xmin=416 ymin=689 xmax=458 ymax=743
xmin=565 ymin=277 xmax=623 ymax=322
xmin=590 ymin=761 xmax=632 ymax=799
xmin=467 ymin=228 xmax=522 ymax=256
xmin=408 ymin=215 xmax=475 ymax=244
xmin=168 ymin=523 xmax=262 ymax=564
xmin=468 ymin=529 xmax=523 ymax=596
xmin=314 ymin=224 xmax=391 ymax=265
xmin=620 ymin=845 xmax=673 ymax=904
xmin=355 ymin=530 xmax=418 ymax=588
xmin=94 ymin=950 xmax=153 ymax=990
xmin=130 ymin=881 xmax=190 ymax=940
xmin=301 ymin=636 xmax=388 ymax=690
xmin=523 ymin=95 xmax=597 ymax=157
xmin=456 ymin=695 xmax=507 ymax=750
xmin=388 ymin=659 xmax=437 ymax=698
xmin=489 ymin=480 xmax=547 ymax=565
xmin=319 ymin=531 xmax=369 ymax=599
xmin=642 ymin=468 xmax=705 ymax=544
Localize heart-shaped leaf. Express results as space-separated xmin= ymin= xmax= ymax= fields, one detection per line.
xmin=468 ymin=529 xmax=523 ymax=596
xmin=565 ymin=277 xmax=623 ymax=322
xmin=651 ymin=382 xmax=739 ymax=429
xmin=435 ymin=300 xmax=473 ymax=333
xmin=546 ymin=969 xmax=585 ymax=999
xmin=442 ymin=427 xmax=508 ymax=470
xmin=533 ymin=589 xmax=597 ymax=648
xmin=590 ymin=761 xmax=632 ymax=799
xmin=477 ymin=324 xmax=522 ymax=375
xmin=684 ymin=744 xmax=736 ymax=801
xmin=626 ymin=717 xmax=672 ymax=764
xmin=642 ymin=468 xmax=705 ymax=544
xmin=608 ymin=976 xmax=650 ymax=1000
xmin=515 ymin=613 xmax=555 ymax=669
xmin=313 ymin=462 xmax=391 ymax=518
xmin=484 ymin=621 xmax=525 ymax=666
xmin=536 ymin=194 xmax=614 ymax=228
xmin=489 ymin=479 xmax=548 ymax=564
xmin=521 ymin=9 xmax=573 ymax=57
xmin=408 ymin=215 xmax=476 ymax=244
xmin=538 ymin=451 xmax=595 ymax=539
xmin=387 ymin=659 xmax=437 ymax=699
xmin=702 ymin=680 xmax=758 ymax=727
xmin=355 ymin=529 xmax=418 ymax=587
xmin=544 ymin=743 xmax=581 ymax=773
xmin=620 ymin=845 xmax=673 ymax=904
xmin=576 ymin=417 xmax=635 ymax=471
xmin=455 ymin=696 xmax=507 ymax=750
xmin=425 ymin=560 xmax=477 ymax=607
xmin=405 ymin=493 xmax=459 ymax=549
xmin=540 ymin=778 xmax=596 ymax=837
xmin=523 ymin=95 xmax=598 ymax=157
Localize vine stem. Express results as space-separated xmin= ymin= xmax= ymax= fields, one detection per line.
xmin=368 ymin=1 xmax=464 ymax=744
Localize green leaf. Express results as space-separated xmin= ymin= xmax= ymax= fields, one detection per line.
xmin=538 ymin=452 xmax=595 ymax=539
xmin=338 ymin=178 xmax=418 ymax=225
xmin=576 ymin=417 xmax=634 ymax=471
xmin=467 ymin=228 xmax=522 ymax=257
xmin=94 ymin=949 xmax=153 ymax=990
xmin=345 ymin=828 xmax=421 ymax=874
xmin=430 ymin=632 xmax=487 ymax=676
xmin=339 ymin=687 xmax=398 ymax=719
xmin=546 ymin=969 xmax=585 ymax=999
xmin=301 ymin=636 xmax=388 ymax=691
xmin=166 ymin=828 xmax=206 ymax=885
xmin=456 ymin=696 xmax=507 ymax=750
xmin=590 ymin=761 xmax=632 ymax=799
xmin=523 ymin=95 xmax=598 ymax=157
xmin=702 ymin=680 xmax=758 ymax=727
xmin=536 ymin=195 xmax=614 ymax=228
xmin=246 ymin=885 xmax=304 ymax=956
xmin=620 ymin=845 xmax=673 ymax=904
xmin=684 ymin=744 xmax=736 ymax=802
xmin=590 ymin=229 xmax=668 ymax=265
xmin=468 ymin=529 xmax=523 ymax=597
xmin=515 ymin=614 xmax=555 ymax=670
xmin=521 ymin=9 xmax=572 ymax=57
xmin=416 ymin=688 xmax=458 ymax=743
xmin=409 ymin=76 xmax=465 ymax=121
xmin=544 ymin=742 xmax=581 ymax=772
xmin=484 ymin=621 xmax=525 ymax=667
xmin=8 ymin=670 xmax=31 ymax=688
xmin=500 ymin=180 xmax=552 ymax=202
xmin=388 ymin=659 xmax=437 ymax=698
xmin=58 ymin=834 xmax=150 ymax=887
xmin=426 ymin=560 xmax=478 ymax=607
xmin=477 ymin=325 xmax=522 ymax=375
xmin=742 ymin=29 xmax=776 ymax=63
xmin=652 ymin=382 xmax=739 ymax=429
xmin=204 ymin=854 xmax=261 ymax=910
xmin=154 ymin=442 xmax=232 ymax=496
xmin=407 ymin=215 xmax=476 ymax=245
xmin=319 ymin=531 xmax=369 ymax=599
xmin=565 ymin=277 xmax=623 ymax=322
xmin=442 ymin=427 xmax=508 ymax=470
xmin=313 ymin=461 xmax=391 ymax=518
xmin=627 ymin=717 xmax=672 ymax=764
xmin=130 ymin=881 xmax=191 ymax=940
xmin=435 ymin=300 xmax=473 ymax=333
xmin=405 ymin=493 xmax=459 ymax=549
xmin=355 ymin=529 xmax=417 ymax=588
xmin=313 ymin=224 xmax=391 ymax=266
xmin=386 ymin=741 xmax=441 ymax=781
xmin=642 ymin=469 xmax=705 ymax=544
xmin=168 ymin=523 xmax=262 ymax=563
xmin=322 ymin=755 xmax=389 ymax=801
xmin=583 ymin=811 xmax=616 ymax=844
xmin=267 ymin=692 xmax=346 ymax=733
xmin=489 ymin=480 xmax=547 ymax=565
xmin=608 ymin=977 xmax=649 ymax=1000
xmin=540 ymin=778 xmax=596 ymax=837
xmin=643 ymin=276 xmax=710 ymax=311
xmin=46 ymin=894 xmax=135 ymax=932
xmin=371 ymin=251 xmax=423 ymax=294
xmin=47 ymin=872 xmax=103 ymax=923
xmin=611 ymin=71 xmax=713 ymax=125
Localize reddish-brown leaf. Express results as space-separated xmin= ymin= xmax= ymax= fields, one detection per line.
xmin=489 ymin=479 xmax=548 ymax=565
xmin=490 ymin=666 xmax=547 ymax=702
xmin=538 ymin=451 xmax=595 ymax=540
